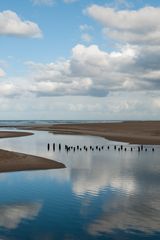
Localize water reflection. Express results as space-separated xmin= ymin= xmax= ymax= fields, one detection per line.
xmin=70 ymin=151 xmax=137 ymax=196
xmin=0 ymin=202 xmax=42 ymax=229
xmin=88 ymin=191 xmax=160 ymax=235
xmin=0 ymin=129 xmax=159 ymax=238
xmin=87 ymin=152 xmax=160 ymax=235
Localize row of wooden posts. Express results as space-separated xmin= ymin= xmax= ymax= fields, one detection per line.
xmin=47 ymin=143 xmax=156 ymax=152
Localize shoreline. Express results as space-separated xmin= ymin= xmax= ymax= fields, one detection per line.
xmin=0 ymin=121 xmax=159 ymax=173
xmin=0 ymin=130 xmax=65 ymax=172
xmin=0 ymin=131 xmax=33 ymax=139
xmin=0 ymin=149 xmax=65 ymax=173
xmin=17 ymin=121 xmax=160 ymax=145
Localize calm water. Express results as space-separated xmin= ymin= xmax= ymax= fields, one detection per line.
xmin=0 ymin=129 xmax=159 ymax=240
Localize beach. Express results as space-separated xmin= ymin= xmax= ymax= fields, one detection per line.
xmin=0 ymin=148 xmax=65 ymax=173
xmin=0 ymin=131 xmax=65 ymax=172
xmin=21 ymin=121 xmax=160 ymax=145
xmin=0 ymin=131 xmax=33 ymax=138
xmin=0 ymin=121 xmax=159 ymax=173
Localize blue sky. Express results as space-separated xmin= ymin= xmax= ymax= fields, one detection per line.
xmin=0 ymin=0 xmax=160 ymax=120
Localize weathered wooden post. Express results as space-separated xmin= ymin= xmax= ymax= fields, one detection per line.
xmin=47 ymin=143 xmax=50 ymax=151
xmin=59 ymin=144 xmax=61 ymax=151
xmin=53 ymin=143 xmax=55 ymax=151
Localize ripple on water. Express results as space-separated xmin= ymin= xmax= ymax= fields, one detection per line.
xmin=0 ymin=129 xmax=159 ymax=239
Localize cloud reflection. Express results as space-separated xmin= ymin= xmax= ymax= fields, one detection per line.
xmin=86 ymin=152 xmax=160 ymax=235
xmin=70 ymin=151 xmax=137 ymax=196
xmin=0 ymin=202 xmax=42 ymax=229
xmin=88 ymin=193 xmax=160 ymax=234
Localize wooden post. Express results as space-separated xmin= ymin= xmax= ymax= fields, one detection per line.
xmin=53 ymin=143 xmax=55 ymax=151
xmin=59 ymin=144 xmax=61 ymax=151
xmin=47 ymin=143 xmax=50 ymax=151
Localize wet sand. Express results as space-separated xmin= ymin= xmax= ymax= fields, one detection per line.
xmin=0 ymin=149 xmax=65 ymax=173
xmin=0 ymin=131 xmax=33 ymax=138
xmin=0 ymin=121 xmax=159 ymax=172
xmin=21 ymin=121 xmax=160 ymax=145
xmin=0 ymin=131 xmax=65 ymax=172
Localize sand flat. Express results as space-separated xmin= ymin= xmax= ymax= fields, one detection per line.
xmin=0 ymin=130 xmax=65 ymax=173
xmin=20 ymin=121 xmax=160 ymax=145
xmin=0 ymin=121 xmax=159 ymax=173
xmin=0 ymin=149 xmax=65 ymax=173
xmin=0 ymin=131 xmax=33 ymax=138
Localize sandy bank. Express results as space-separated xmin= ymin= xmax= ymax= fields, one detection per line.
xmin=20 ymin=121 xmax=160 ymax=145
xmin=0 ymin=131 xmax=33 ymax=138
xmin=0 ymin=149 xmax=65 ymax=173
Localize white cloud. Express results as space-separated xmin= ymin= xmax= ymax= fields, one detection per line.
xmin=0 ymin=10 xmax=42 ymax=38
xmin=86 ymin=5 xmax=160 ymax=45
xmin=31 ymin=0 xmax=54 ymax=6
xmin=1 ymin=33 xmax=160 ymax=117
xmin=0 ymin=82 xmax=18 ymax=97
xmin=81 ymin=33 xmax=92 ymax=42
xmin=21 ymin=42 xmax=160 ymax=98
xmin=1 ymin=39 xmax=160 ymax=102
xmin=0 ymin=91 xmax=160 ymax=119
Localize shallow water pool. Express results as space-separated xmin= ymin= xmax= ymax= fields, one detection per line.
xmin=0 ymin=129 xmax=159 ymax=240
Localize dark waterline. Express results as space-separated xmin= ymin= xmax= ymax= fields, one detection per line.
xmin=0 ymin=129 xmax=159 ymax=239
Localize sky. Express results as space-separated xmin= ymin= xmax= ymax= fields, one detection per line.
xmin=0 ymin=0 xmax=160 ymax=120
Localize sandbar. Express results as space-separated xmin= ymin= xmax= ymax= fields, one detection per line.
xmin=0 ymin=131 xmax=33 ymax=138
xmin=0 ymin=148 xmax=65 ymax=173
xmin=20 ymin=121 xmax=160 ymax=145
xmin=0 ymin=131 xmax=65 ymax=172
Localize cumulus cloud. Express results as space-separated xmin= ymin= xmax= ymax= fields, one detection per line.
xmin=22 ymin=42 xmax=160 ymax=98
xmin=0 ymin=82 xmax=18 ymax=97
xmin=0 ymin=77 xmax=29 ymax=98
xmin=26 ymin=50 xmax=109 ymax=97
xmin=70 ymin=44 xmax=140 ymax=91
xmin=0 ymin=10 xmax=42 ymax=38
xmin=86 ymin=5 xmax=160 ymax=45
xmin=0 ymin=4 xmax=159 ymax=118
xmin=1 ymin=38 xmax=160 ymax=104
